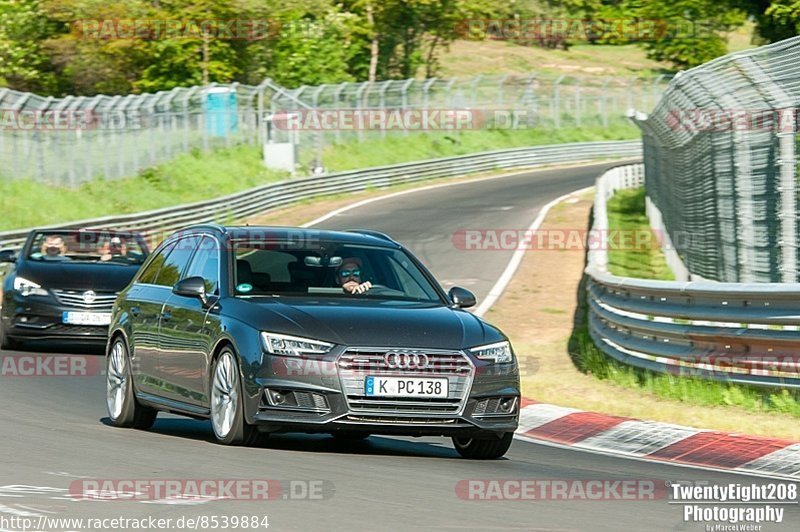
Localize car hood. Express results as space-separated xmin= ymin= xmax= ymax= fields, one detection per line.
xmin=16 ymin=260 xmax=141 ymax=292
xmin=232 ymin=297 xmax=504 ymax=349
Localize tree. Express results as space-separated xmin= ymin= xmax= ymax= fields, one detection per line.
xmin=634 ymin=0 xmax=746 ymax=69
xmin=0 ymin=0 xmax=60 ymax=92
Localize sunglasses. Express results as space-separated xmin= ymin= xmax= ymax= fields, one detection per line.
xmin=339 ymin=269 xmax=361 ymax=278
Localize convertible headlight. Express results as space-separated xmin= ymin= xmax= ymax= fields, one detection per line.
xmin=469 ymin=341 xmax=514 ymax=364
xmin=13 ymin=276 xmax=48 ymax=297
xmin=260 ymin=332 xmax=334 ymax=357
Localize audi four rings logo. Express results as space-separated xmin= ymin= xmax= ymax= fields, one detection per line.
xmin=384 ymin=351 xmax=430 ymax=369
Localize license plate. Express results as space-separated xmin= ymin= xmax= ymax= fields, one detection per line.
xmin=62 ymin=311 xmax=111 ymax=326
xmin=365 ymin=376 xmax=449 ymax=398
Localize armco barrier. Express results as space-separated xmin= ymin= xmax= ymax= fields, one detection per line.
xmin=0 ymin=140 xmax=641 ymax=250
xmin=587 ymin=164 xmax=800 ymax=389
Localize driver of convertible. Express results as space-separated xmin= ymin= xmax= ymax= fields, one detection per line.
xmin=335 ymin=257 xmax=372 ymax=295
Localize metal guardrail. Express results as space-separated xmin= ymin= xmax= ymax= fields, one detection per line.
xmin=587 ymin=164 xmax=800 ymax=389
xmin=0 ymin=140 xmax=641 ymax=250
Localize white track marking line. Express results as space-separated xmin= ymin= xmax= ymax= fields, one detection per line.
xmin=515 ymin=403 xmax=580 ymax=434
xmin=474 ymin=186 xmax=593 ymax=316
xmin=572 ymin=420 xmax=703 ymax=457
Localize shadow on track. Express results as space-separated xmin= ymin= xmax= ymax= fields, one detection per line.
xmin=100 ymin=416 xmax=469 ymax=459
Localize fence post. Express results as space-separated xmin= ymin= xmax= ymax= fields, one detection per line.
xmin=553 ymin=75 xmax=564 ymax=129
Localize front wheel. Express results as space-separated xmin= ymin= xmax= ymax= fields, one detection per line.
xmin=452 ymin=432 xmax=514 ymax=459
xmin=210 ymin=349 xmax=260 ymax=446
xmin=106 ymin=338 xmax=157 ymax=429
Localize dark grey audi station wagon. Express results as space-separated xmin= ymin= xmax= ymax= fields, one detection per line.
xmin=107 ymin=224 xmax=520 ymax=459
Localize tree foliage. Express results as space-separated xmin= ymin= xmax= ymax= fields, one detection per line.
xmin=1 ymin=0 xmax=797 ymax=96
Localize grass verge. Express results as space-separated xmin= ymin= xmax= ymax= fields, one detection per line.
xmin=312 ymin=120 xmax=639 ymax=171
xmin=606 ymin=187 xmax=673 ymax=280
xmin=564 ymin=188 xmax=800 ymax=434
xmin=1 ymin=124 xmax=639 ymax=232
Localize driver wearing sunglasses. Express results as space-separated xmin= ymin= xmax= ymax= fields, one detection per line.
xmin=336 ymin=257 xmax=372 ymax=295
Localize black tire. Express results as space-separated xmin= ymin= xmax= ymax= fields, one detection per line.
xmin=452 ymin=432 xmax=514 ymax=459
xmin=106 ymin=338 xmax=157 ymax=430
xmin=331 ymin=431 xmax=371 ymax=441
xmin=210 ymin=349 xmax=260 ymax=446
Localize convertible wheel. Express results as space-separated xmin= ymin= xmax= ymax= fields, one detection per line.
xmin=106 ymin=338 xmax=157 ymax=429
xmin=210 ymin=349 xmax=259 ymax=446
xmin=452 ymin=432 xmax=514 ymax=459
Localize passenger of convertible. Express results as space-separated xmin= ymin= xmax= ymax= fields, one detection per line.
xmin=41 ymin=235 xmax=67 ymax=260
xmin=100 ymin=236 xmax=127 ymax=262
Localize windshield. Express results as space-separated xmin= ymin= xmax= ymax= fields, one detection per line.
xmin=27 ymin=231 xmax=148 ymax=265
xmin=233 ymin=240 xmax=443 ymax=303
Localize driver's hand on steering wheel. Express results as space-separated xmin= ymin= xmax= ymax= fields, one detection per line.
xmin=344 ymin=281 xmax=372 ymax=294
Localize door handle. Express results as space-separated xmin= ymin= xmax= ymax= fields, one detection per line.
xmin=161 ymin=309 xmax=172 ymax=322
xmin=130 ymin=306 xmax=140 ymax=317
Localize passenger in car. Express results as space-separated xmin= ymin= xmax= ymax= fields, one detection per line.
xmin=41 ymin=235 xmax=68 ymax=260
xmin=336 ymin=257 xmax=372 ymax=295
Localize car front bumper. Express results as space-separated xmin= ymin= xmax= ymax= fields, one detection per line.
xmin=244 ymin=350 xmax=520 ymax=437
xmin=1 ymin=293 xmax=109 ymax=342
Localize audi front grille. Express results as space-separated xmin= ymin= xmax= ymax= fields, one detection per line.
xmin=337 ymin=348 xmax=474 ymax=416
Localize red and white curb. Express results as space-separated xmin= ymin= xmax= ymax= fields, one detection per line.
xmin=515 ymin=400 xmax=800 ymax=480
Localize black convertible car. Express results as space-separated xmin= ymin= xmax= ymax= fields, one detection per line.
xmin=106 ymin=224 xmax=520 ymax=459
xmin=0 ymin=229 xmax=149 ymax=348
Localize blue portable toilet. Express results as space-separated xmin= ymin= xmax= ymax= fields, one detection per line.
xmin=205 ymin=87 xmax=238 ymax=137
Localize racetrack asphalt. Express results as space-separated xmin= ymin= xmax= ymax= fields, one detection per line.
xmin=1 ymin=161 xmax=797 ymax=531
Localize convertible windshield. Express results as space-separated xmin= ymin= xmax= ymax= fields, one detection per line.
xmin=233 ymin=240 xmax=443 ymax=303
xmin=27 ymin=231 xmax=148 ymax=265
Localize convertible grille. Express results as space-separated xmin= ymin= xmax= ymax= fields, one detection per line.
xmin=338 ymin=348 xmax=473 ymax=416
xmin=53 ymin=290 xmax=118 ymax=312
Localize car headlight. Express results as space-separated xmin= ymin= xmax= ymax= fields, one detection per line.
xmin=469 ymin=341 xmax=514 ymax=364
xmin=260 ymin=332 xmax=334 ymax=357
xmin=13 ymin=276 xmax=48 ymax=297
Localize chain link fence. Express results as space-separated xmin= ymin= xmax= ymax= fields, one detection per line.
xmin=0 ymin=74 xmax=668 ymax=187
xmin=632 ymin=36 xmax=800 ymax=283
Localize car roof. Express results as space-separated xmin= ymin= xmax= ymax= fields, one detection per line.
xmin=179 ymin=224 xmax=401 ymax=249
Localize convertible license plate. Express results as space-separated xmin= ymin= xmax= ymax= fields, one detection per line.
xmin=62 ymin=311 xmax=111 ymax=326
xmin=365 ymin=376 xmax=449 ymax=398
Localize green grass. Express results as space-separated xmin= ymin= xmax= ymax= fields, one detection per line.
xmin=312 ymin=119 xmax=639 ymax=171
xmin=606 ymin=187 xmax=674 ymax=280
xmin=0 ymin=123 xmax=640 ymax=231
xmin=568 ymin=321 xmax=800 ymax=418
xmin=569 ymin=183 xmax=800 ymax=419
xmin=0 ymin=144 xmax=290 ymax=231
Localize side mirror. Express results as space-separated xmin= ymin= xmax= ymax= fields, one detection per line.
xmin=173 ymin=276 xmax=208 ymax=305
xmin=448 ymin=286 xmax=476 ymax=309
xmin=0 ymin=249 xmax=17 ymax=263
